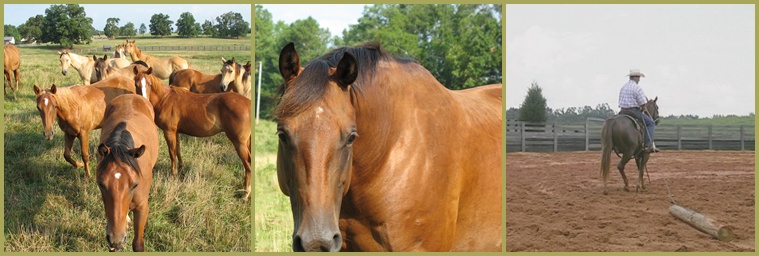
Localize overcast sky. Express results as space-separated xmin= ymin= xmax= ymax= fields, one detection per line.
xmin=260 ymin=4 xmax=367 ymax=39
xmin=506 ymin=4 xmax=754 ymax=117
xmin=4 ymin=4 xmax=251 ymax=31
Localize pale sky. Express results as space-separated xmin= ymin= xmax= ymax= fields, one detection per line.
xmin=4 ymin=4 xmax=251 ymax=32
xmin=506 ymin=4 xmax=755 ymax=117
xmin=261 ymin=4 xmax=367 ymax=39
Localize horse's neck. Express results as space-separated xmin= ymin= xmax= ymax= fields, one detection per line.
xmin=149 ymin=77 xmax=170 ymax=106
xmin=53 ymin=88 xmax=79 ymax=119
xmin=69 ymin=53 xmax=89 ymax=71
xmin=130 ymin=47 xmax=146 ymax=61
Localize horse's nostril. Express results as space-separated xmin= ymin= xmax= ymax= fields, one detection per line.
xmin=331 ymin=233 xmax=342 ymax=251
xmin=293 ymin=235 xmax=305 ymax=252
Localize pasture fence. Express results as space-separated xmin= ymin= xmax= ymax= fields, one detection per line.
xmin=65 ymin=45 xmax=251 ymax=53
xmin=506 ymin=118 xmax=755 ymax=152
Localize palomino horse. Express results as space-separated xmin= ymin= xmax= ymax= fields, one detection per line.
xmin=114 ymin=44 xmax=126 ymax=59
xmin=4 ymin=45 xmax=21 ymax=100
xmin=33 ymin=76 xmax=136 ymax=179
xmin=93 ymin=55 xmax=149 ymax=83
xmin=59 ymin=50 xmax=98 ymax=85
xmin=107 ymin=50 xmax=131 ymax=69
xmin=600 ymin=98 xmax=660 ymax=195
xmin=275 ymin=43 xmax=502 ymax=252
xmin=219 ymin=57 xmax=252 ymax=99
xmin=124 ymin=40 xmax=189 ymax=79
xmin=96 ymin=94 xmax=158 ymax=252
xmin=132 ymin=67 xmax=252 ymax=200
xmin=168 ymin=69 xmax=227 ymax=94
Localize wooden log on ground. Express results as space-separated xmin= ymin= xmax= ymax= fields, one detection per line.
xmin=669 ymin=204 xmax=736 ymax=242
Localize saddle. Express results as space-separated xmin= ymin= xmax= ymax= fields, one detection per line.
xmin=611 ymin=109 xmax=648 ymax=156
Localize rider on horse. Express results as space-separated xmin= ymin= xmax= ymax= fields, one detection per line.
xmin=618 ymin=69 xmax=659 ymax=153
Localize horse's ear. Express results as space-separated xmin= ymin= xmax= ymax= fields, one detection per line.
xmin=133 ymin=66 xmax=140 ymax=75
xmin=333 ymin=52 xmax=358 ymax=88
xmin=146 ymin=67 xmax=153 ymax=75
xmin=57 ymin=51 xmax=62 ymax=55
xmin=93 ymin=55 xmax=98 ymax=61
xmin=221 ymin=57 xmax=226 ymax=63
xmin=97 ymin=143 xmax=110 ymax=157
xmin=103 ymin=54 xmax=108 ymax=60
xmin=50 ymin=84 xmax=57 ymax=94
xmin=654 ymin=96 xmax=658 ymax=102
xmin=33 ymin=85 xmax=41 ymax=95
xmin=278 ymin=42 xmax=300 ymax=82
xmin=128 ymin=145 xmax=146 ymax=158
xmin=231 ymin=57 xmax=235 ymax=63
xmin=244 ymin=61 xmax=252 ymax=72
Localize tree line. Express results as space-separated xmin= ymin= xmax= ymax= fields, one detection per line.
xmin=255 ymin=4 xmax=502 ymax=120
xmin=3 ymin=4 xmax=250 ymax=48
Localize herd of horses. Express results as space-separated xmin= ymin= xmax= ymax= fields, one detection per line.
xmin=6 ymin=40 xmax=252 ymax=252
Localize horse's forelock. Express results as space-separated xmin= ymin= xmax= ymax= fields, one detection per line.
xmin=275 ymin=60 xmax=331 ymax=119
xmin=98 ymin=122 xmax=142 ymax=177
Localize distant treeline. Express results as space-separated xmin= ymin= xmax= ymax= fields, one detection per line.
xmin=507 ymin=104 xmax=755 ymax=125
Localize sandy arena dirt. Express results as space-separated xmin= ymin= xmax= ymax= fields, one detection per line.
xmin=506 ymin=151 xmax=755 ymax=252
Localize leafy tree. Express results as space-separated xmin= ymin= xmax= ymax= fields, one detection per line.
xmin=149 ymin=13 xmax=173 ymax=37
xmin=41 ymin=4 xmax=93 ymax=48
xmin=519 ymin=82 xmax=547 ymax=122
xmin=18 ymin=15 xmax=44 ymax=43
xmin=4 ymin=25 xmax=21 ymax=44
xmin=139 ymin=23 xmax=147 ymax=35
xmin=201 ymin=20 xmax=215 ymax=37
xmin=214 ymin=11 xmax=249 ymax=38
xmin=120 ymin=22 xmax=136 ymax=38
xmin=103 ymin=17 xmax=120 ymax=39
xmin=341 ymin=4 xmax=502 ymax=90
xmin=176 ymin=12 xmax=199 ymax=37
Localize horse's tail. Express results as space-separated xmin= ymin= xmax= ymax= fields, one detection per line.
xmin=600 ymin=118 xmax=614 ymax=187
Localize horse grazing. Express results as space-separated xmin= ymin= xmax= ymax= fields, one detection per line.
xmin=275 ymin=43 xmax=502 ymax=252
xmin=600 ymin=97 xmax=660 ymax=195
xmin=4 ymin=45 xmax=21 ymax=100
xmin=132 ymin=67 xmax=252 ymax=200
xmin=124 ymin=39 xmax=189 ymax=79
xmin=93 ymin=55 xmax=149 ymax=83
xmin=168 ymin=68 xmax=226 ymax=94
xmin=59 ymin=50 xmax=98 ymax=85
xmin=96 ymin=94 xmax=158 ymax=252
xmin=219 ymin=57 xmax=252 ymax=99
xmin=33 ymin=76 xmax=137 ymax=179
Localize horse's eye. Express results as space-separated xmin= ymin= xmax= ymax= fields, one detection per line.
xmin=277 ymin=130 xmax=288 ymax=144
xmin=347 ymin=132 xmax=358 ymax=145
xmin=131 ymin=183 xmax=138 ymax=191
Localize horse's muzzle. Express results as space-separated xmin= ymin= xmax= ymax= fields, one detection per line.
xmin=293 ymin=232 xmax=342 ymax=252
xmin=219 ymin=84 xmax=227 ymax=92
xmin=61 ymin=70 xmax=67 ymax=76
xmin=44 ymin=130 xmax=54 ymax=141
xmin=107 ymin=233 xmax=127 ymax=252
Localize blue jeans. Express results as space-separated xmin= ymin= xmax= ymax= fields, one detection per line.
xmin=627 ymin=108 xmax=655 ymax=147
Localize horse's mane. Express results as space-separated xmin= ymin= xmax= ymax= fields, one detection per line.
xmin=97 ymin=122 xmax=142 ymax=176
xmin=275 ymin=42 xmax=414 ymax=119
xmin=46 ymin=85 xmax=79 ymax=112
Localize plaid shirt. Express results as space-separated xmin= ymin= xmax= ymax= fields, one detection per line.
xmin=618 ymin=79 xmax=647 ymax=108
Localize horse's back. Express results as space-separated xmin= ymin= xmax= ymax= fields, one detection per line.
xmin=93 ymin=76 xmax=137 ymax=100
xmin=4 ymin=45 xmax=20 ymax=69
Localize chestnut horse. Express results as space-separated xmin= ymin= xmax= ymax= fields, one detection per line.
xmin=600 ymin=98 xmax=660 ymax=194
xmin=93 ymin=55 xmax=149 ymax=83
xmin=59 ymin=50 xmax=98 ymax=85
xmin=96 ymin=94 xmax=158 ymax=252
xmin=124 ymin=40 xmax=189 ymax=79
xmin=168 ymin=68 xmax=226 ymax=94
xmin=132 ymin=67 xmax=252 ymax=200
xmin=4 ymin=45 xmax=21 ymax=100
xmin=33 ymin=76 xmax=136 ymax=179
xmin=275 ymin=42 xmax=502 ymax=252
xmin=219 ymin=57 xmax=252 ymax=99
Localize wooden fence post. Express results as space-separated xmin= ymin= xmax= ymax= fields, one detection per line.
xmin=708 ymin=125 xmax=713 ymax=150
xmin=677 ymin=125 xmax=682 ymax=150
xmin=740 ymin=125 xmax=745 ymax=151
xmin=520 ymin=122 xmax=525 ymax=152
xmin=553 ymin=122 xmax=558 ymax=152
xmin=585 ymin=120 xmax=589 ymax=151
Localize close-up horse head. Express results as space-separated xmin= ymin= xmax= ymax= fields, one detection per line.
xmin=276 ymin=42 xmax=359 ymax=252
xmin=33 ymin=84 xmax=59 ymax=140
xmin=58 ymin=50 xmax=71 ymax=76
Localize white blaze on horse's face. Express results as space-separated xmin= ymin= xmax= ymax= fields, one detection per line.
xmin=114 ymin=172 xmax=121 ymax=179
xmin=140 ymin=78 xmax=148 ymax=101
xmin=44 ymin=98 xmax=49 ymax=106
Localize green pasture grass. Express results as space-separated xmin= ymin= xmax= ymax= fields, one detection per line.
xmin=254 ymin=119 xmax=292 ymax=252
xmin=659 ymin=115 xmax=755 ymax=126
xmin=4 ymin=38 xmax=251 ymax=252
xmin=36 ymin=35 xmax=251 ymax=52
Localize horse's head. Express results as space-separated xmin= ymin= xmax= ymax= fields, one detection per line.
xmin=58 ymin=50 xmax=71 ymax=75
xmin=94 ymin=55 xmax=109 ymax=82
xmin=33 ymin=84 xmax=59 ymax=140
xmin=133 ymin=66 xmax=155 ymax=102
xmin=644 ymin=96 xmax=659 ymax=125
xmin=114 ymin=44 xmax=125 ymax=58
xmin=124 ymin=40 xmax=137 ymax=55
xmin=276 ymin=42 xmax=358 ymax=252
xmin=219 ymin=57 xmax=238 ymax=92
xmin=96 ymin=136 xmax=145 ymax=252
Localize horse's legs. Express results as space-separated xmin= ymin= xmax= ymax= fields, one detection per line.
xmin=164 ymin=130 xmax=179 ymax=176
xmin=131 ymin=206 xmax=148 ymax=252
xmin=617 ymin=153 xmax=633 ymax=191
xmin=63 ymin=133 xmax=84 ymax=168
xmin=79 ymin=132 xmax=91 ymax=179
xmin=636 ymin=153 xmax=649 ymax=192
xmin=175 ymin=133 xmax=183 ymax=170
xmin=13 ymin=68 xmax=20 ymax=92
xmin=230 ymin=135 xmax=252 ymax=201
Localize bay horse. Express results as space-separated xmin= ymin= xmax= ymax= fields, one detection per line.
xmin=219 ymin=57 xmax=252 ymax=99
xmin=59 ymin=50 xmax=98 ymax=85
xmin=33 ymin=76 xmax=137 ymax=179
xmin=4 ymin=44 xmax=21 ymax=100
xmin=96 ymin=94 xmax=158 ymax=252
xmin=93 ymin=55 xmax=149 ymax=83
xmin=124 ymin=39 xmax=189 ymax=80
xmin=600 ymin=97 xmax=660 ymax=195
xmin=168 ymin=68 xmax=227 ymax=94
xmin=132 ymin=67 xmax=252 ymax=200
xmin=275 ymin=42 xmax=502 ymax=252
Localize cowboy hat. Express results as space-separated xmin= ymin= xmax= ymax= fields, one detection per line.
xmin=626 ymin=69 xmax=645 ymax=77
